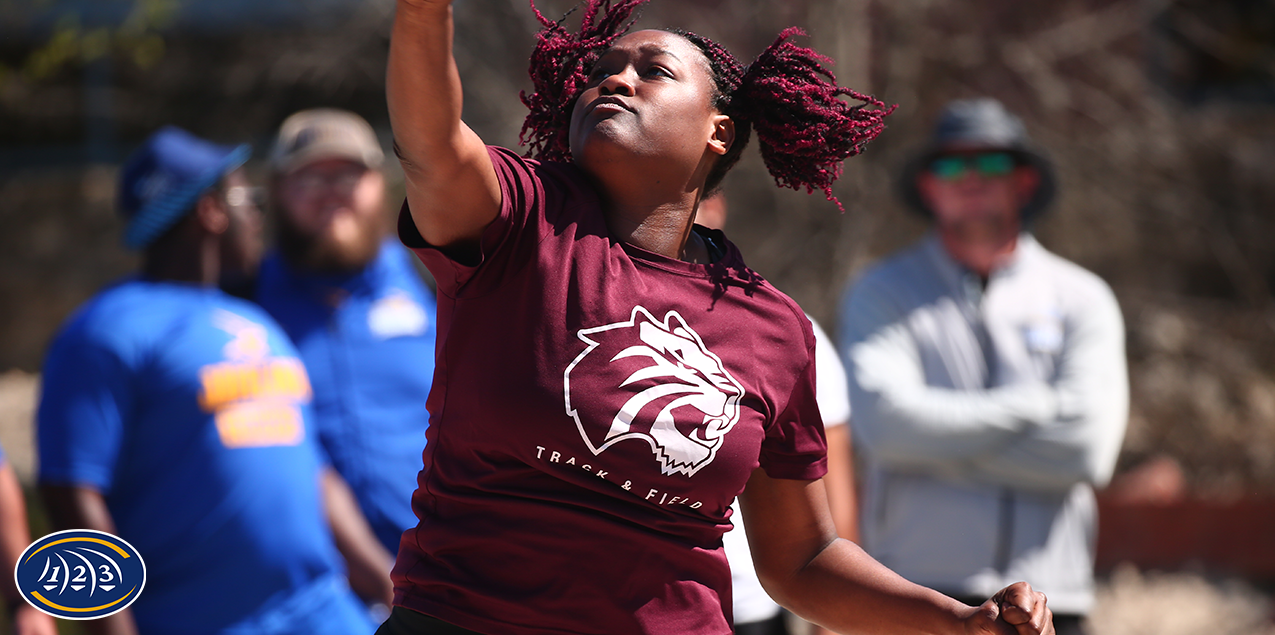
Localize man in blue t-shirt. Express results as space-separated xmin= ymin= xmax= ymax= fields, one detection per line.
xmin=255 ymin=110 xmax=437 ymax=588
xmin=36 ymin=127 xmax=376 ymax=635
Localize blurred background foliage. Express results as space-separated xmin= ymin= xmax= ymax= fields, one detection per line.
xmin=0 ymin=0 xmax=1273 ymax=493
xmin=1 ymin=1 xmax=1274 ymax=632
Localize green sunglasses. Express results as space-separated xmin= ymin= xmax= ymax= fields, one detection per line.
xmin=928 ymin=152 xmax=1017 ymax=181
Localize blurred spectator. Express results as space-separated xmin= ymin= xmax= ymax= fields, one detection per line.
xmin=838 ymin=98 xmax=1129 ymax=635
xmin=697 ymin=194 xmax=858 ymax=635
xmin=36 ymin=127 xmax=375 ymax=635
xmin=254 ymin=109 xmax=438 ymax=614
xmin=0 ymin=444 xmax=58 ymax=635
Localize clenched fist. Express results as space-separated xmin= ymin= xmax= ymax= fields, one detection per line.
xmin=962 ymin=582 xmax=1054 ymax=635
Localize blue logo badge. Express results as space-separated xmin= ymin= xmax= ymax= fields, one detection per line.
xmin=14 ymin=529 xmax=146 ymax=620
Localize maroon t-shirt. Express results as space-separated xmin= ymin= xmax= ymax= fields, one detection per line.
xmin=392 ymin=146 xmax=827 ymax=635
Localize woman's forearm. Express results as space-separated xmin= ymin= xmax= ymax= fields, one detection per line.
xmin=775 ymin=538 xmax=973 ymax=634
xmin=387 ymin=0 xmax=501 ymax=249
xmin=742 ymin=471 xmax=1048 ymax=634
xmin=387 ymin=0 xmax=463 ymax=173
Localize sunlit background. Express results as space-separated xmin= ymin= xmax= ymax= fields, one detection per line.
xmin=1 ymin=0 xmax=1273 ymax=633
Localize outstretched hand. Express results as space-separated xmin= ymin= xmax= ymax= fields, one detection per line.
xmin=962 ymin=582 xmax=1054 ymax=635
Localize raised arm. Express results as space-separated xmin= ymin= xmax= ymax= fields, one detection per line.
xmin=738 ymin=471 xmax=1053 ymax=635
xmin=388 ymin=0 xmax=501 ymax=251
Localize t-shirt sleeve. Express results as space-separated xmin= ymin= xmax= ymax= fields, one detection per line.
xmin=37 ymin=330 xmax=131 ymax=491
xmin=758 ymin=339 xmax=828 ymax=481
xmin=397 ymin=146 xmax=562 ymax=297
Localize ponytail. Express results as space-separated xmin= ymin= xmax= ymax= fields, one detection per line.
xmin=735 ymin=28 xmax=895 ymax=211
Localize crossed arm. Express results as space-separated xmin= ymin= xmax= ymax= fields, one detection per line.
xmin=842 ymin=276 xmax=1128 ymax=493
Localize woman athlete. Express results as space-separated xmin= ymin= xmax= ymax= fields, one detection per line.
xmin=381 ymin=1 xmax=1055 ymax=633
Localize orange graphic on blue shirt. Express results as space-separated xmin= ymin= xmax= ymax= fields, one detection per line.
xmin=197 ymin=310 xmax=311 ymax=448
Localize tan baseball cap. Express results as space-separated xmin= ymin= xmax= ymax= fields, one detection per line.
xmin=270 ymin=108 xmax=385 ymax=174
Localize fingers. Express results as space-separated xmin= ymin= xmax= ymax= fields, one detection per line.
xmin=992 ymin=582 xmax=1031 ymax=624
xmin=993 ymin=582 xmax=1053 ymax=634
xmin=1028 ymin=593 xmax=1053 ymax=635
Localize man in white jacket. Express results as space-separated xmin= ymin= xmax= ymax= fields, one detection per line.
xmin=838 ymin=98 xmax=1128 ymax=635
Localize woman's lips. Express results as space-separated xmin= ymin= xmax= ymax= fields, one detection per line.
xmin=587 ymin=96 xmax=634 ymax=115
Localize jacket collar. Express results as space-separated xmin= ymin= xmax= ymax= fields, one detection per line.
xmin=922 ymin=230 xmax=1041 ymax=296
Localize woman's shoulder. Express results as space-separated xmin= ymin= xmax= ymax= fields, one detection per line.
xmin=710 ymin=237 xmax=816 ymax=353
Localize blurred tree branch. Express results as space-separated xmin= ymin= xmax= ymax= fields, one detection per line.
xmin=1 ymin=0 xmax=177 ymax=86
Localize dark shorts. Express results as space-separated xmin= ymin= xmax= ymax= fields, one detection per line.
xmin=375 ymin=607 xmax=485 ymax=635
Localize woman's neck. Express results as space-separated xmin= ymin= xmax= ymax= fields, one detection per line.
xmin=606 ymin=207 xmax=687 ymax=257
xmin=596 ymin=177 xmax=707 ymax=262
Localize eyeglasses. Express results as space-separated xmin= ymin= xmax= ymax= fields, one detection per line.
xmin=928 ymin=152 xmax=1017 ymax=181
xmin=288 ymin=167 xmax=368 ymax=196
xmin=224 ymin=185 xmax=265 ymax=208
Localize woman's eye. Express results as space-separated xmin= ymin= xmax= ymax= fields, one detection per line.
xmin=646 ymin=66 xmax=671 ymax=78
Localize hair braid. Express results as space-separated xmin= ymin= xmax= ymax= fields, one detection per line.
xmin=520 ymin=0 xmax=648 ymax=161
xmin=736 ymin=27 xmax=895 ymax=211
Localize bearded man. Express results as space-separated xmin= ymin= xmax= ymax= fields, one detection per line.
xmin=255 ymin=109 xmax=439 ymax=618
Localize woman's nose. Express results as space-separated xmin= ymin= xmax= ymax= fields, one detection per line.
xmin=598 ymin=68 xmax=635 ymax=96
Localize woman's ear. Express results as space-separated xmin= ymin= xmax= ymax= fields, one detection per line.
xmin=194 ymin=191 xmax=230 ymax=236
xmin=707 ymin=114 xmax=735 ymax=157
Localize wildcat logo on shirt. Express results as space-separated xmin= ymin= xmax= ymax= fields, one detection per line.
xmin=197 ymin=310 xmax=311 ymax=449
xmin=564 ymin=306 xmax=744 ymax=477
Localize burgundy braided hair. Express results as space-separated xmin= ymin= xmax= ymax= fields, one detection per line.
xmin=519 ymin=0 xmax=647 ymax=160
xmin=519 ymin=0 xmax=895 ymax=210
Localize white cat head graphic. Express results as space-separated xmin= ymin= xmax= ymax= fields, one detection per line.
xmin=564 ymin=306 xmax=744 ymax=477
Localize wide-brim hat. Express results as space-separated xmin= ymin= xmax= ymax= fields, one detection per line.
xmin=118 ymin=126 xmax=251 ymax=249
xmin=899 ymin=98 xmax=1057 ymax=224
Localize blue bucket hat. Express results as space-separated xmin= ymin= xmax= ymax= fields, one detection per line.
xmin=899 ymin=98 xmax=1057 ymax=224
xmin=118 ymin=126 xmax=251 ymax=249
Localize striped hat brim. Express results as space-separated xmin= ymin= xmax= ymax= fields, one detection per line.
xmin=123 ymin=144 xmax=252 ymax=250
